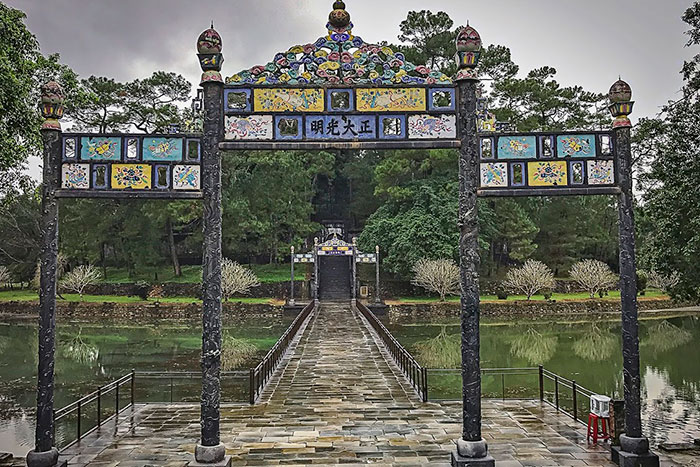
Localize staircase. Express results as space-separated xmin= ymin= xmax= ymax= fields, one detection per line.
xmin=318 ymin=256 xmax=351 ymax=300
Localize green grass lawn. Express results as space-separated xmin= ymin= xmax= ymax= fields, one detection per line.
xmin=98 ymin=263 xmax=291 ymax=284
xmin=391 ymin=289 xmax=668 ymax=304
xmin=0 ymin=290 xmax=274 ymax=304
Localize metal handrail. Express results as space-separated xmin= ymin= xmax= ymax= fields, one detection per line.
xmin=248 ymin=301 xmax=316 ymax=404
xmin=355 ymin=301 xmax=428 ymax=402
xmin=54 ymin=370 xmax=135 ymax=450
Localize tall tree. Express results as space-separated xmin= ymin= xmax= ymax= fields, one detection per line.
xmin=638 ymin=2 xmax=700 ymax=300
xmin=0 ymin=4 xmax=41 ymax=172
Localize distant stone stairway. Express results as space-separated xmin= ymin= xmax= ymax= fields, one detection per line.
xmin=318 ymin=256 xmax=351 ymax=300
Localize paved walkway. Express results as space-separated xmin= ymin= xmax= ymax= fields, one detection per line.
xmin=44 ymin=302 xmax=684 ymax=466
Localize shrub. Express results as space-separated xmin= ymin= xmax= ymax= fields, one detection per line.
xmin=0 ymin=266 xmax=11 ymax=286
xmin=648 ymin=270 xmax=681 ymax=293
xmin=636 ymin=270 xmax=648 ymax=296
xmin=222 ymin=259 xmax=260 ymax=301
xmin=59 ymin=265 xmax=102 ymax=301
xmin=495 ymin=286 xmax=509 ymax=300
xmin=411 ymin=258 xmax=460 ymax=302
xmin=569 ymin=259 xmax=618 ymax=299
xmin=504 ymin=260 xmax=556 ymax=300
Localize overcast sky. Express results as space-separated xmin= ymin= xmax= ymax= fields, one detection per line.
xmin=9 ymin=0 xmax=696 ymax=177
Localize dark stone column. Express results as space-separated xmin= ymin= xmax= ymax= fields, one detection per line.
xmin=27 ymin=81 xmax=65 ymax=467
xmin=451 ymin=23 xmax=494 ymax=467
xmin=199 ymin=79 xmax=224 ymax=449
xmin=193 ymin=25 xmax=230 ymax=467
xmin=351 ymin=238 xmax=357 ymax=304
xmin=375 ymin=245 xmax=381 ymax=304
xmin=608 ymin=79 xmax=658 ymax=467
xmin=289 ymin=246 xmax=295 ymax=306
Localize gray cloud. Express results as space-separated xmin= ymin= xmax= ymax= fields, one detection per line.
xmin=9 ymin=0 xmax=694 ymax=120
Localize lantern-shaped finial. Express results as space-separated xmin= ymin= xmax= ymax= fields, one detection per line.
xmin=608 ymin=78 xmax=634 ymax=128
xmin=40 ymin=80 xmax=65 ymax=131
xmin=454 ymin=23 xmax=482 ymax=81
xmin=197 ymin=25 xmax=224 ymax=85
xmin=328 ymin=0 xmax=352 ymax=34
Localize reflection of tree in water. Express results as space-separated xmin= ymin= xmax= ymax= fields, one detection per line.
xmin=573 ymin=323 xmax=617 ymax=361
xmin=510 ymin=328 xmax=558 ymax=364
xmin=221 ymin=332 xmax=257 ymax=371
xmin=644 ymin=320 xmax=692 ymax=354
xmin=415 ymin=326 xmax=461 ymax=368
xmin=61 ymin=327 xmax=99 ymax=365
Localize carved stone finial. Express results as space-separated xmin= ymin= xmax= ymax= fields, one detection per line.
xmin=454 ymin=23 xmax=482 ymax=81
xmin=197 ymin=25 xmax=224 ymax=85
xmin=329 ymin=0 xmax=351 ymax=29
xmin=40 ymin=80 xmax=65 ymax=131
xmin=609 ymin=78 xmax=634 ymax=128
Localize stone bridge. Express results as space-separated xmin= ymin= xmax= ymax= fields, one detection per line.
xmin=50 ymin=302 xmax=650 ymax=466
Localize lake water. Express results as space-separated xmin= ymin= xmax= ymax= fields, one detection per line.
xmin=385 ymin=312 xmax=700 ymax=447
xmin=0 ymin=311 xmax=698 ymax=456
xmin=0 ymin=315 xmax=293 ymax=456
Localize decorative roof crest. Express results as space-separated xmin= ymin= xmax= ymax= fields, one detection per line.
xmin=226 ymin=2 xmax=452 ymax=86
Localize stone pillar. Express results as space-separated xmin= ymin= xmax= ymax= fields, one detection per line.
xmin=27 ymin=81 xmax=65 ymax=467
xmin=375 ymin=245 xmax=381 ymax=304
xmin=608 ymin=79 xmax=658 ymax=467
xmin=451 ymin=24 xmax=494 ymax=467
xmin=351 ymin=237 xmax=357 ymax=304
xmin=313 ymin=237 xmax=319 ymax=304
xmin=193 ymin=25 xmax=230 ymax=467
xmin=289 ymin=246 xmax=295 ymax=306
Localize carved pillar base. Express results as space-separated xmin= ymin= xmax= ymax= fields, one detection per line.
xmin=611 ymin=447 xmax=659 ymax=467
xmin=26 ymin=448 xmax=66 ymax=467
xmin=611 ymin=435 xmax=659 ymax=467
xmin=190 ymin=443 xmax=231 ymax=467
xmin=451 ymin=439 xmax=495 ymax=467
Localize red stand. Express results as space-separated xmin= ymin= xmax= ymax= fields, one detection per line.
xmin=587 ymin=413 xmax=610 ymax=444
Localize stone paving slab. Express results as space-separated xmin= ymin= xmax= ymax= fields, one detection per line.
xmin=19 ymin=302 xmax=684 ymax=466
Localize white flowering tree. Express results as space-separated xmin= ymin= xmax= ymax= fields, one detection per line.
xmin=0 ymin=266 xmax=11 ymax=287
xmin=569 ymin=259 xmax=618 ymax=298
xmin=221 ymin=259 xmax=261 ymax=301
xmin=59 ymin=265 xmax=102 ymax=301
xmin=648 ymin=270 xmax=681 ymax=293
xmin=504 ymin=260 xmax=556 ymax=300
xmin=411 ymin=258 xmax=460 ymax=302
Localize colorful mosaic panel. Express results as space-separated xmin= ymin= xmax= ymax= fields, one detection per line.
xmin=253 ymin=88 xmax=324 ymax=112
xmin=587 ymin=160 xmax=615 ymax=185
xmin=480 ymin=163 xmax=508 ymax=187
xmin=111 ymin=164 xmax=152 ymax=190
xmin=379 ymin=115 xmax=407 ymax=139
xmin=173 ymin=165 xmax=201 ymax=190
xmin=557 ymin=135 xmax=596 ymax=158
xmin=498 ymin=136 xmax=537 ymax=159
xmin=226 ymin=34 xmax=451 ymax=87
xmin=407 ymin=115 xmax=456 ymax=139
xmin=81 ymin=137 xmax=121 ymax=161
xmin=62 ymin=164 xmax=90 ymax=189
xmin=275 ymin=116 xmax=303 ymax=140
xmin=142 ymin=138 xmax=183 ymax=162
xmin=225 ymin=115 xmax=273 ymax=140
xmin=428 ymin=88 xmax=456 ymax=111
xmin=356 ymin=88 xmax=426 ymax=112
xmin=306 ymin=115 xmax=376 ymax=140
xmin=527 ymin=161 xmax=568 ymax=187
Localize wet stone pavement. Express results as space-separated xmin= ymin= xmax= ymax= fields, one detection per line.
xmin=28 ymin=302 xmax=686 ymax=466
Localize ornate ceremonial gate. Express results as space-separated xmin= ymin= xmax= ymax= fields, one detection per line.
xmin=30 ymin=2 xmax=657 ymax=467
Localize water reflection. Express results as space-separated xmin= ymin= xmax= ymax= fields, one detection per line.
xmin=510 ymin=327 xmax=558 ymax=364
xmin=572 ymin=323 xmax=617 ymax=361
xmin=61 ymin=328 xmax=99 ymax=366
xmin=643 ymin=320 xmax=692 ymax=354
